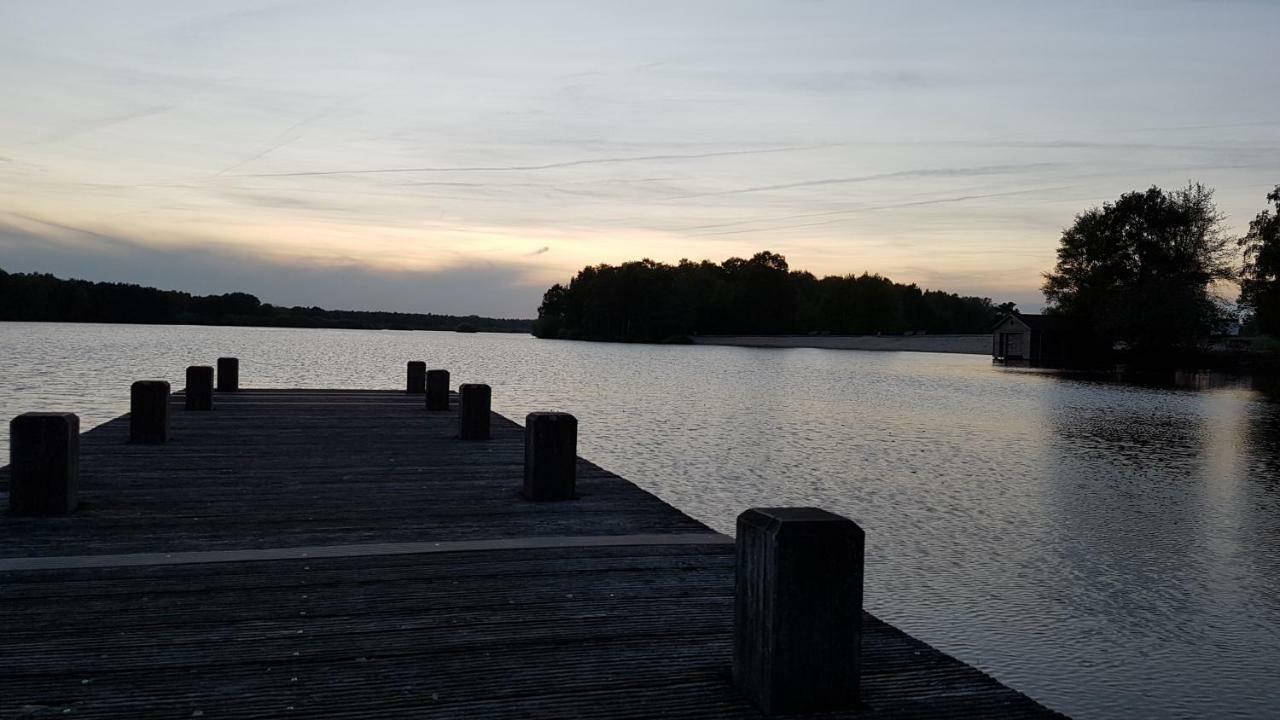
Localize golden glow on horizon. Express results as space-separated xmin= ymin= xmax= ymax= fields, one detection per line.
xmin=2 ymin=1 xmax=1277 ymax=315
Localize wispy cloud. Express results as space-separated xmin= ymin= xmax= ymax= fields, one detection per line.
xmin=680 ymin=186 xmax=1080 ymax=236
xmin=2 ymin=1 xmax=1278 ymax=313
xmin=29 ymin=104 xmax=178 ymax=146
xmin=237 ymin=145 xmax=841 ymax=178
xmin=213 ymin=96 xmax=358 ymax=177
xmin=664 ymin=163 xmax=1062 ymax=201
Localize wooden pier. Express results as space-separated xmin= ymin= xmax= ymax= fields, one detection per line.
xmin=1 ymin=380 xmax=1065 ymax=718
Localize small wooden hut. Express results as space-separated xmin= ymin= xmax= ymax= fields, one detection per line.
xmin=992 ymin=312 xmax=1062 ymax=365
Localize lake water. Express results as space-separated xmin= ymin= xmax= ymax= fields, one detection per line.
xmin=2 ymin=321 xmax=1278 ymax=719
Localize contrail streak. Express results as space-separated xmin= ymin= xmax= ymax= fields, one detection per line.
xmin=663 ymin=163 xmax=1060 ymax=201
xmin=688 ymin=186 xmax=1078 ymax=237
xmin=236 ymin=144 xmax=839 ymax=178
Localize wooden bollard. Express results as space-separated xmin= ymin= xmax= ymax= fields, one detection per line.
xmin=130 ymin=381 xmax=171 ymax=443
xmin=9 ymin=413 xmax=79 ymax=514
xmin=522 ymin=412 xmax=576 ymax=500
xmin=407 ymin=361 xmax=426 ymax=394
xmin=185 ymin=366 xmax=214 ymax=410
xmin=216 ymin=357 xmax=239 ymax=392
xmin=426 ymin=370 xmax=450 ymax=411
xmin=458 ymin=384 xmax=491 ymax=440
xmin=733 ymin=507 xmax=864 ymax=715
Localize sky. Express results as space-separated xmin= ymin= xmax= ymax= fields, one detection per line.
xmin=1 ymin=0 xmax=1278 ymax=317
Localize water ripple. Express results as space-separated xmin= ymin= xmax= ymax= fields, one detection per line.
xmin=2 ymin=323 xmax=1278 ymax=719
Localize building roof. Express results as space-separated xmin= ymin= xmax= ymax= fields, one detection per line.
xmin=990 ymin=312 xmax=1057 ymax=333
xmin=1015 ymin=313 xmax=1054 ymax=331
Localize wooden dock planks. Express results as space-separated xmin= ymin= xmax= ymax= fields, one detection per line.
xmin=0 ymin=389 xmax=1066 ymax=718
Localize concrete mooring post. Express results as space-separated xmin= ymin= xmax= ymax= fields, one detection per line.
xmin=426 ymin=370 xmax=450 ymax=411
xmin=9 ymin=413 xmax=80 ymax=515
xmin=185 ymin=366 xmax=214 ymax=411
xmin=458 ymin=384 xmax=491 ymax=440
xmin=216 ymin=357 xmax=239 ymax=392
xmin=522 ymin=412 xmax=577 ymax=500
xmin=130 ymin=381 xmax=171 ymax=443
xmin=407 ymin=361 xmax=426 ymax=394
xmin=733 ymin=507 xmax=864 ymax=715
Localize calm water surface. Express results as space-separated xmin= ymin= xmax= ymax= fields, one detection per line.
xmin=2 ymin=322 xmax=1278 ymax=719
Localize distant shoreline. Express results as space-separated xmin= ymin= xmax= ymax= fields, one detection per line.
xmin=691 ymin=334 xmax=991 ymax=355
xmin=0 ymin=268 xmax=534 ymax=334
xmin=0 ymin=319 xmax=532 ymax=334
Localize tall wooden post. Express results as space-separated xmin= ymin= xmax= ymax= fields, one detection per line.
xmin=522 ymin=412 xmax=576 ymax=500
xmin=426 ymin=370 xmax=450 ymax=411
xmin=216 ymin=357 xmax=239 ymax=392
xmin=9 ymin=413 xmax=80 ymax=515
xmin=185 ymin=366 xmax=214 ymax=411
xmin=458 ymin=384 xmax=491 ymax=440
xmin=733 ymin=507 xmax=864 ymax=715
xmin=407 ymin=361 xmax=426 ymax=394
xmin=130 ymin=381 xmax=170 ymax=443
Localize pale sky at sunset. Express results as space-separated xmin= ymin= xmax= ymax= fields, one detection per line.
xmin=1 ymin=0 xmax=1278 ymax=316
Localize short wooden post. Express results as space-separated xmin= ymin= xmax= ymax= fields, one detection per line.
xmin=522 ymin=412 xmax=576 ymax=500
xmin=458 ymin=384 xmax=491 ymax=440
xmin=185 ymin=366 xmax=214 ymax=410
xmin=733 ymin=507 xmax=864 ymax=715
xmin=130 ymin=381 xmax=170 ymax=443
xmin=9 ymin=413 xmax=80 ymax=514
xmin=426 ymin=370 xmax=450 ymax=411
xmin=407 ymin=361 xmax=426 ymax=394
xmin=216 ymin=357 xmax=239 ymax=392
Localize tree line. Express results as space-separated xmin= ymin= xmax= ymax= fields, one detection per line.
xmin=533 ymin=251 xmax=1011 ymax=341
xmin=1042 ymin=182 xmax=1280 ymax=366
xmin=534 ymin=181 xmax=1280 ymax=366
xmin=0 ymin=269 xmax=533 ymax=333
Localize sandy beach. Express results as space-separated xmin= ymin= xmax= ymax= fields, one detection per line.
xmin=691 ymin=334 xmax=991 ymax=355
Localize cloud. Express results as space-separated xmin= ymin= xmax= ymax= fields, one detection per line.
xmin=238 ymin=144 xmax=839 ymax=178
xmin=664 ymin=163 xmax=1062 ymax=201
xmin=34 ymin=103 xmax=178 ymax=145
xmin=676 ymin=185 xmax=1078 ymax=236
xmin=213 ymin=95 xmax=358 ymax=177
xmin=528 ymin=246 xmax=550 ymax=256
xmin=668 ymin=66 xmax=952 ymax=94
xmin=0 ymin=222 xmax=543 ymax=318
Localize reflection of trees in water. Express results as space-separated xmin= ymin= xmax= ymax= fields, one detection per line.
xmin=1039 ymin=387 xmax=1208 ymax=626
xmin=1249 ymin=375 xmax=1280 ymax=405
xmin=1042 ymin=376 xmax=1280 ymax=637
xmin=1049 ymin=404 xmax=1201 ymax=472
xmin=1244 ymin=400 xmax=1280 ymax=482
xmin=1238 ymin=398 xmax=1280 ymax=618
xmin=1034 ymin=367 xmax=1263 ymax=394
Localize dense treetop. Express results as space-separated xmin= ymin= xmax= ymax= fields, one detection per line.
xmin=0 ymin=268 xmax=532 ymax=333
xmin=1041 ymin=183 xmax=1236 ymax=363
xmin=1238 ymin=185 xmax=1280 ymax=338
xmin=533 ymin=251 xmax=1011 ymax=341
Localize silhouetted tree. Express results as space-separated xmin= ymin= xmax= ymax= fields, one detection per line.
xmin=0 ymin=268 xmax=532 ymax=332
xmin=1239 ymin=185 xmax=1280 ymax=337
xmin=1042 ymin=183 xmax=1235 ymax=363
xmin=533 ymin=251 xmax=1006 ymax=341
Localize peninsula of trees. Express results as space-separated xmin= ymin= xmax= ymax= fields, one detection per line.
xmin=534 ymin=181 xmax=1280 ymax=372
xmin=533 ymin=252 xmax=1010 ymax=342
xmin=0 ymin=269 xmax=533 ymax=333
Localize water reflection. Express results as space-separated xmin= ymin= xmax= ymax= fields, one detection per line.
xmin=1240 ymin=398 xmax=1280 ymax=624
xmin=1044 ymin=387 xmax=1206 ymax=609
xmin=2 ymin=322 xmax=1279 ymax=719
